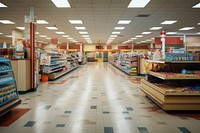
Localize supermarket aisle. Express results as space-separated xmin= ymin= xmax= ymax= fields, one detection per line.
xmin=0 ymin=62 xmax=200 ymax=133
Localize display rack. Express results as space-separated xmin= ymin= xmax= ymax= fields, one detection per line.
xmin=140 ymin=60 xmax=200 ymax=110
xmin=0 ymin=57 xmax=21 ymax=116
xmin=40 ymin=51 xmax=79 ymax=80
xmin=109 ymin=53 xmax=139 ymax=76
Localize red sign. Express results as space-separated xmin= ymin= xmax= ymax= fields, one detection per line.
xmin=155 ymin=37 xmax=183 ymax=44
xmin=51 ymin=39 xmax=58 ymax=44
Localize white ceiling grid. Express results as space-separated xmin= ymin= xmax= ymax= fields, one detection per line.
xmin=0 ymin=0 xmax=200 ymax=44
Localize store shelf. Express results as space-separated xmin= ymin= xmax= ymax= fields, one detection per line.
xmin=49 ymin=66 xmax=79 ymax=80
xmin=148 ymin=71 xmax=200 ymax=80
xmin=0 ymin=69 xmax=13 ymax=74
xmin=140 ymin=79 xmax=200 ymax=110
xmin=109 ymin=62 xmax=137 ymax=76
xmin=0 ymin=78 xmax=15 ymax=85
xmin=147 ymin=60 xmax=200 ymax=64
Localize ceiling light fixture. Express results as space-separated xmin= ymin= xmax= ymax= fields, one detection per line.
xmin=108 ymin=38 xmax=115 ymax=40
xmin=75 ymin=27 xmax=86 ymax=30
xmin=40 ymin=35 xmax=47 ymax=37
xmin=150 ymin=27 xmax=162 ymax=30
xmin=141 ymin=32 xmax=151 ymax=34
xmin=196 ymin=32 xmax=200 ymax=34
xmin=135 ymin=35 xmax=143 ymax=37
xmin=110 ymin=35 xmax=118 ymax=37
xmin=51 ymin=0 xmax=71 ymax=8
xmin=131 ymin=38 xmax=137 ymax=40
xmin=82 ymin=35 xmax=89 ymax=37
xmin=118 ymin=20 xmax=131 ymax=24
xmin=55 ymin=31 xmax=65 ymax=34
xmin=179 ymin=27 xmax=195 ymax=31
xmin=79 ymin=31 xmax=88 ymax=34
xmin=166 ymin=32 xmax=177 ymax=35
xmin=36 ymin=32 xmax=40 ymax=34
xmin=16 ymin=27 xmax=25 ymax=30
xmin=0 ymin=32 xmax=3 ymax=35
xmin=84 ymin=38 xmax=91 ymax=40
xmin=37 ymin=20 xmax=49 ymax=24
xmin=192 ymin=3 xmax=200 ymax=8
xmin=69 ymin=20 xmax=83 ymax=24
xmin=46 ymin=27 xmax=58 ymax=30
xmin=62 ymin=35 xmax=70 ymax=37
xmin=161 ymin=20 xmax=177 ymax=25
xmin=46 ymin=37 xmax=51 ymax=40
xmin=112 ymin=31 xmax=121 ymax=34
xmin=128 ymin=0 xmax=150 ymax=8
xmin=67 ymin=37 xmax=73 ymax=40
xmin=114 ymin=27 xmax=125 ymax=30
xmin=0 ymin=20 xmax=15 ymax=24
xmin=0 ymin=2 xmax=7 ymax=7
xmin=6 ymin=35 xmax=12 ymax=38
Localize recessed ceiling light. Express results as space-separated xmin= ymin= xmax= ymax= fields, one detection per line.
xmin=84 ymin=38 xmax=91 ymax=40
xmin=6 ymin=35 xmax=12 ymax=38
xmin=0 ymin=20 xmax=15 ymax=24
xmin=46 ymin=37 xmax=51 ymax=40
xmin=36 ymin=32 xmax=40 ymax=34
xmin=37 ymin=20 xmax=49 ymax=24
xmin=0 ymin=32 xmax=3 ymax=35
xmin=146 ymin=39 xmax=152 ymax=41
xmin=141 ymin=32 xmax=151 ymax=34
xmin=141 ymin=41 xmax=147 ymax=43
xmin=56 ymin=31 xmax=65 ymax=34
xmin=79 ymin=31 xmax=88 ymax=34
xmin=40 ymin=35 xmax=47 ymax=37
xmin=161 ymin=20 xmax=177 ymax=25
xmin=196 ymin=32 xmax=200 ymax=34
xmin=166 ymin=32 xmax=177 ymax=35
xmin=131 ymin=38 xmax=137 ymax=40
xmin=67 ymin=37 xmax=73 ymax=40
xmin=16 ymin=27 xmax=25 ymax=30
xmin=62 ymin=35 xmax=69 ymax=37
xmin=118 ymin=20 xmax=131 ymax=24
xmin=128 ymin=0 xmax=150 ymax=8
xmin=150 ymin=27 xmax=162 ymax=30
xmin=69 ymin=20 xmax=83 ymax=24
xmin=108 ymin=38 xmax=115 ymax=40
xmin=112 ymin=32 xmax=121 ymax=34
xmin=46 ymin=27 xmax=58 ymax=30
xmin=75 ymin=27 xmax=86 ymax=30
xmin=82 ymin=35 xmax=89 ymax=37
xmin=51 ymin=0 xmax=71 ymax=8
xmin=193 ymin=3 xmax=200 ymax=8
xmin=135 ymin=35 xmax=143 ymax=38
xmin=0 ymin=2 xmax=7 ymax=7
xmin=110 ymin=35 xmax=118 ymax=37
xmin=114 ymin=27 xmax=125 ymax=30
xmin=179 ymin=27 xmax=195 ymax=31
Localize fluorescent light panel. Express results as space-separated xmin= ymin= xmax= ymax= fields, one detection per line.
xmin=108 ymin=38 xmax=115 ymax=40
xmin=79 ymin=31 xmax=88 ymax=34
xmin=0 ymin=2 xmax=7 ymax=7
xmin=0 ymin=32 xmax=3 ymax=35
xmin=198 ymin=23 xmax=200 ymax=25
xmin=150 ymin=27 xmax=162 ymax=30
xmin=135 ymin=35 xmax=143 ymax=37
xmin=141 ymin=32 xmax=151 ymax=34
xmin=161 ymin=20 xmax=177 ymax=25
xmin=84 ymin=38 xmax=91 ymax=40
xmin=118 ymin=20 xmax=131 ymax=24
xmin=55 ymin=32 xmax=65 ymax=34
xmin=75 ymin=27 xmax=86 ymax=30
xmin=82 ymin=35 xmax=89 ymax=37
xmin=196 ymin=32 xmax=200 ymax=34
xmin=179 ymin=27 xmax=195 ymax=31
xmin=112 ymin=32 xmax=121 ymax=34
xmin=37 ymin=20 xmax=49 ymax=24
xmin=0 ymin=20 xmax=15 ymax=24
xmin=51 ymin=0 xmax=71 ymax=8
xmin=114 ymin=27 xmax=125 ymax=30
xmin=193 ymin=3 xmax=200 ymax=8
xmin=46 ymin=37 xmax=51 ymax=40
xmin=6 ymin=35 xmax=12 ymax=38
xmin=166 ymin=32 xmax=177 ymax=35
xmin=36 ymin=32 xmax=40 ymax=34
xmin=62 ymin=35 xmax=69 ymax=37
xmin=67 ymin=37 xmax=73 ymax=40
xmin=128 ymin=0 xmax=150 ymax=8
xmin=46 ymin=27 xmax=58 ymax=30
xmin=69 ymin=20 xmax=83 ymax=24
xmin=40 ymin=35 xmax=47 ymax=37
xmin=16 ymin=27 xmax=25 ymax=30
xmin=110 ymin=35 xmax=117 ymax=37
xmin=131 ymin=38 xmax=137 ymax=40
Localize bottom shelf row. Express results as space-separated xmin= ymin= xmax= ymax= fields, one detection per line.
xmin=140 ymin=79 xmax=200 ymax=110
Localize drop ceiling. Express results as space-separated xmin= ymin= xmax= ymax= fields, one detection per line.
xmin=0 ymin=0 xmax=200 ymax=45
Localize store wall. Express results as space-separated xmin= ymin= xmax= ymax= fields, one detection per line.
xmin=84 ymin=44 xmax=96 ymax=51
xmin=42 ymin=43 xmax=57 ymax=49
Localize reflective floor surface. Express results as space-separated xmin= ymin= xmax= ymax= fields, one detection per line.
xmin=0 ymin=63 xmax=200 ymax=133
